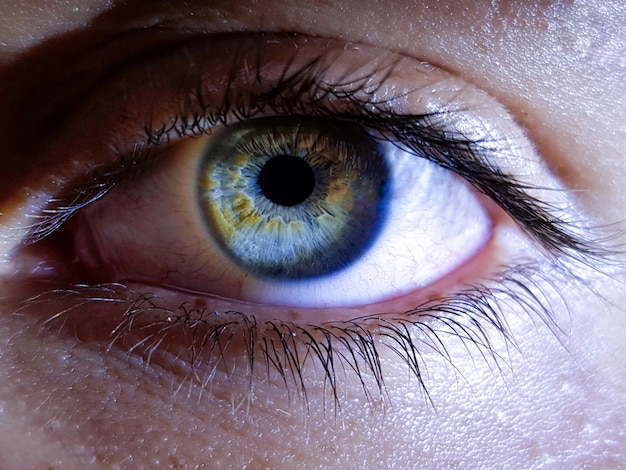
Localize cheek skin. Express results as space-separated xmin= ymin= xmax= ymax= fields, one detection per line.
xmin=0 ymin=264 xmax=624 ymax=468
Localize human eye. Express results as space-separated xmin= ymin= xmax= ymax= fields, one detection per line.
xmin=8 ymin=32 xmax=608 ymax=408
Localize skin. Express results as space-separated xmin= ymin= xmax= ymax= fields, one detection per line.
xmin=0 ymin=0 xmax=625 ymax=468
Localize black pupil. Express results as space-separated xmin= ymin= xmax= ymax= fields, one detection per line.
xmin=259 ymin=155 xmax=316 ymax=206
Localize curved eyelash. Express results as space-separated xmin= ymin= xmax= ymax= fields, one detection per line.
xmin=147 ymin=38 xmax=607 ymax=262
xmin=23 ymin=37 xmax=607 ymax=269
xmin=20 ymin=259 xmax=591 ymax=413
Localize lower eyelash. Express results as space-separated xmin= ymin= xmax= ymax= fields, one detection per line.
xmin=15 ymin=259 xmax=590 ymax=411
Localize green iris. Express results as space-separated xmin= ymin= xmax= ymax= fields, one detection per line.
xmin=197 ymin=116 xmax=389 ymax=279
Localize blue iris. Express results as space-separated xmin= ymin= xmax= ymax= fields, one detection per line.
xmin=197 ymin=116 xmax=389 ymax=280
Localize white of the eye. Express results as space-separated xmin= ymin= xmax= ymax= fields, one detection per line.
xmin=242 ymin=142 xmax=491 ymax=307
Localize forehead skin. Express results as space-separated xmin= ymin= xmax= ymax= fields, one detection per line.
xmin=0 ymin=0 xmax=625 ymax=469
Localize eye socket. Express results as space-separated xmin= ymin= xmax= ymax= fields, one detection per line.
xmin=14 ymin=33 xmax=584 ymax=321
xmin=4 ymin=31 xmax=605 ymax=410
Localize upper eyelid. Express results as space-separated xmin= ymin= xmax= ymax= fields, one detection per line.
xmin=11 ymin=33 xmax=600 ymax=266
xmin=1 ymin=32 xmax=604 ymax=278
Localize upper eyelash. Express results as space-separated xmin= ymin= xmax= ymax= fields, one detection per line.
xmin=23 ymin=37 xmax=602 ymax=267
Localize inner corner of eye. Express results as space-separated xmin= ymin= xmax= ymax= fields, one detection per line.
xmin=43 ymin=115 xmax=494 ymax=315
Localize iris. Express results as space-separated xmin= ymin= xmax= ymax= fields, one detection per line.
xmin=197 ymin=117 xmax=390 ymax=280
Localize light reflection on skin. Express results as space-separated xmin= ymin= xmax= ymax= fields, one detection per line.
xmin=0 ymin=1 xmax=625 ymax=468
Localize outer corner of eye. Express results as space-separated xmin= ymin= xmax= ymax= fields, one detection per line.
xmin=33 ymin=111 xmax=502 ymax=321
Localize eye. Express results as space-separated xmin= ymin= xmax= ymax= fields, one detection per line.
xmin=54 ymin=114 xmax=491 ymax=308
xmin=14 ymin=33 xmax=596 ymax=348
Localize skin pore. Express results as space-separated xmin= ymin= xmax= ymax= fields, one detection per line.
xmin=0 ymin=0 xmax=625 ymax=468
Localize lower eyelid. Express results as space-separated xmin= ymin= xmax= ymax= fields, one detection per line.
xmin=5 ymin=234 xmax=567 ymax=407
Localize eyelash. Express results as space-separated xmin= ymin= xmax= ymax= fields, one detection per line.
xmin=20 ymin=36 xmax=612 ymax=407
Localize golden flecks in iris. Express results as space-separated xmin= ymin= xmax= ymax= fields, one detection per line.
xmin=203 ymin=178 xmax=215 ymax=191
xmin=226 ymin=194 xmax=259 ymax=229
xmin=263 ymin=218 xmax=282 ymax=234
xmin=315 ymin=212 xmax=344 ymax=232
xmin=232 ymin=152 xmax=250 ymax=167
xmin=326 ymin=181 xmax=353 ymax=207
xmin=242 ymin=211 xmax=261 ymax=226
xmin=225 ymin=168 xmax=243 ymax=182
xmin=211 ymin=206 xmax=236 ymax=238
xmin=289 ymin=221 xmax=304 ymax=232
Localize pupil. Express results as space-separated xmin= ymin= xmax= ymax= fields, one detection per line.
xmin=259 ymin=155 xmax=316 ymax=206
